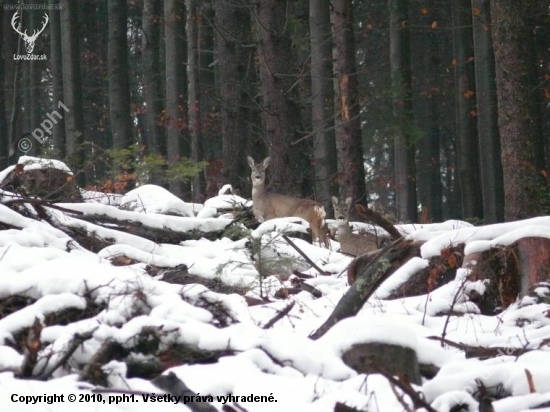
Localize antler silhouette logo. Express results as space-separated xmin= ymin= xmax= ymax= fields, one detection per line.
xmin=11 ymin=11 xmax=49 ymax=54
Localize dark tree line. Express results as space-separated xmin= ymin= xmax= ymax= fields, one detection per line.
xmin=0 ymin=0 xmax=549 ymax=223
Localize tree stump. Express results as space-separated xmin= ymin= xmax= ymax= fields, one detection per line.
xmin=0 ymin=162 xmax=83 ymax=203
xmin=342 ymin=342 xmax=421 ymax=385
xmin=465 ymin=237 xmax=550 ymax=314
xmin=514 ymin=237 xmax=550 ymax=297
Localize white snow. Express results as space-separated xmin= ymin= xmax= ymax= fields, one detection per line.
xmin=17 ymin=156 xmax=73 ymax=174
xmin=1 ymin=163 xmax=550 ymax=411
xmin=119 ymin=184 xmax=201 ymax=217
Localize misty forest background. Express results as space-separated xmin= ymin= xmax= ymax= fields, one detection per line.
xmin=0 ymin=0 xmax=549 ymax=225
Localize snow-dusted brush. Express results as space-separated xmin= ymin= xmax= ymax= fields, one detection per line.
xmin=247 ymin=156 xmax=329 ymax=247
xmin=332 ymin=196 xmax=383 ymax=256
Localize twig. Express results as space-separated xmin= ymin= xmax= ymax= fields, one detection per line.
xmin=281 ymin=235 xmax=329 ymax=276
xmin=37 ymin=328 xmax=97 ymax=380
xmin=355 ymin=203 xmax=402 ymax=240
xmin=290 ymin=277 xmax=322 ymax=298
xmin=369 ymin=363 xmax=437 ymax=412
xmin=19 ymin=317 xmax=43 ymax=378
xmin=262 ymin=301 xmax=295 ymax=329
xmin=426 ymin=336 xmax=531 ymax=358
xmin=525 ymin=369 xmax=536 ymax=393
xmin=3 ymin=198 xmax=84 ymax=215
xmin=152 ymin=372 xmax=218 ymax=412
xmin=291 ymin=270 xmax=314 ymax=279
xmin=440 ymin=277 xmax=468 ymax=345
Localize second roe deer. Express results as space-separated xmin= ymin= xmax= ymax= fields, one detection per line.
xmin=247 ymin=156 xmax=328 ymax=247
xmin=332 ymin=196 xmax=383 ymax=256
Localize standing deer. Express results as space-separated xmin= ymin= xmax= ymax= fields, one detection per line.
xmin=332 ymin=196 xmax=384 ymax=256
xmin=247 ymin=156 xmax=328 ymax=247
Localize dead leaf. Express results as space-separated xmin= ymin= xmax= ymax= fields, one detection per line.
xmin=463 ymin=89 xmax=474 ymax=99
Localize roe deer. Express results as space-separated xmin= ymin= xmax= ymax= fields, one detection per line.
xmin=332 ymin=196 xmax=384 ymax=256
xmin=247 ymin=156 xmax=328 ymax=246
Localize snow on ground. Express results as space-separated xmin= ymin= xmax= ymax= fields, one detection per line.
xmin=1 ymin=175 xmax=550 ymax=411
xmin=119 ymin=185 xmax=202 ymax=217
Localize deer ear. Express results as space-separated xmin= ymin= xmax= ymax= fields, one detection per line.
xmin=263 ymin=157 xmax=271 ymax=168
xmin=247 ymin=156 xmax=255 ymax=169
xmin=331 ymin=196 xmax=339 ymax=206
xmin=345 ymin=197 xmax=353 ymax=206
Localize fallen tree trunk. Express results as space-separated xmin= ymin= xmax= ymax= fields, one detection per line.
xmin=310 ymin=238 xmax=422 ymax=340
xmin=355 ymin=203 xmax=402 ymax=240
xmin=386 ymin=244 xmax=464 ymax=299
xmin=74 ymin=213 xmax=224 ymax=243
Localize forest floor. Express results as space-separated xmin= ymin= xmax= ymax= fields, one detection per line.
xmin=0 ymin=156 xmax=549 ymax=411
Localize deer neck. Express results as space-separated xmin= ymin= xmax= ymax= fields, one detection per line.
xmin=251 ymin=181 xmax=266 ymax=200
xmin=337 ymin=221 xmax=352 ymax=236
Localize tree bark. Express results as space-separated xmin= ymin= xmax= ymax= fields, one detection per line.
xmin=214 ymin=0 xmax=252 ymax=195
xmin=254 ymin=0 xmax=305 ymax=196
xmin=186 ymin=0 xmax=206 ymax=202
xmin=60 ymin=0 xmax=85 ymax=185
xmin=489 ymin=0 xmax=544 ymax=220
xmin=332 ymin=0 xmax=368 ymax=206
xmin=310 ymin=0 xmax=337 ymax=213
xmin=164 ymin=0 xmax=189 ymax=198
xmin=108 ymin=0 xmax=133 ymax=153
xmin=198 ymin=2 xmax=215 ymax=161
xmin=0 ymin=6 xmax=6 ymax=169
xmin=142 ymin=0 xmax=166 ymax=162
xmin=453 ymin=0 xmax=483 ymax=221
xmin=49 ymin=0 xmax=66 ymax=159
xmin=29 ymin=11 xmax=42 ymax=155
xmin=412 ymin=1 xmax=442 ymax=222
xmin=390 ymin=0 xmax=417 ymax=222
xmin=471 ymin=0 xmax=504 ymax=223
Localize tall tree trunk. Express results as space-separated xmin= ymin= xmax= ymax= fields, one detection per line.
xmin=390 ymin=0 xmax=417 ymax=222
xmin=332 ymin=0 xmax=367 ymax=206
xmin=490 ymin=0 xmax=544 ymax=220
xmin=60 ymin=0 xmax=85 ymax=184
xmin=198 ymin=2 xmax=216 ymax=160
xmin=23 ymin=59 xmax=37 ymax=156
xmin=29 ymin=11 xmax=42 ymax=154
xmin=7 ymin=14 xmax=23 ymax=163
xmin=254 ymin=0 xmax=305 ymax=196
xmin=0 ymin=6 xmax=8 ymax=169
xmin=108 ymin=0 xmax=133 ymax=153
xmin=453 ymin=0 xmax=482 ymax=221
xmin=165 ymin=0 xmax=189 ymax=198
xmin=142 ymin=0 xmax=166 ymax=161
xmin=49 ymin=0 xmax=66 ymax=159
xmin=536 ymin=6 xmax=550 ymax=181
xmin=412 ymin=1 xmax=442 ymax=222
xmin=214 ymin=0 xmax=252 ymax=194
xmin=530 ymin=2 xmax=549 ymax=189
xmin=310 ymin=0 xmax=337 ymax=213
xmin=186 ymin=0 xmax=206 ymax=202
xmin=471 ymin=0 xmax=504 ymax=223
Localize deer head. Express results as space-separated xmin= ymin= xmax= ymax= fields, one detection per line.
xmin=247 ymin=156 xmax=271 ymax=187
xmin=332 ymin=196 xmax=353 ymax=224
xmin=12 ymin=11 xmax=49 ymax=54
